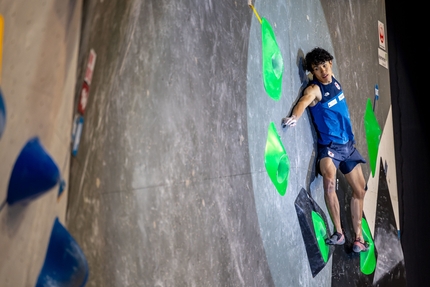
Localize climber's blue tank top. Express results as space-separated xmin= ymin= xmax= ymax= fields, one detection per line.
xmin=308 ymin=77 xmax=354 ymax=145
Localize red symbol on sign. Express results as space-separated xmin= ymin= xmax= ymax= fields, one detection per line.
xmin=78 ymin=82 xmax=90 ymax=115
xmin=379 ymin=25 xmax=385 ymax=45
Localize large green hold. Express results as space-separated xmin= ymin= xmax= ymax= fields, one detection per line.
xmin=363 ymin=98 xmax=381 ymax=177
xmin=311 ymin=211 xmax=329 ymax=262
xmin=264 ymin=122 xmax=290 ymax=196
xmin=360 ymin=218 xmax=377 ymax=275
xmin=261 ymin=18 xmax=284 ymax=101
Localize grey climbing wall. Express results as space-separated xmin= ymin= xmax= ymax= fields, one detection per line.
xmin=65 ymin=0 xmax=404 ymax=286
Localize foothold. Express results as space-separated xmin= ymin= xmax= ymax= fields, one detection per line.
xmin=295 ymin=188 xmax=333 ymax=277
xmin=7 ymin=137 xmax=60 ymax=205
xmin=312 ymin=211 xmax=330 ymax=263
xmin=36 ymin=217 xmax=89 ymax=287
xmin=359 ymin=218 xmax=376 ymax=275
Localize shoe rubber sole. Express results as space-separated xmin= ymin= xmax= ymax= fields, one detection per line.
xmin=325 ymin=232 xmax=345 ymax=245
xmin=353 ymin=240 xmax=369 ymax=253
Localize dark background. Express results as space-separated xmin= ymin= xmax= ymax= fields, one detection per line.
xmin=386 ymin=2 xmax=429 ymax=286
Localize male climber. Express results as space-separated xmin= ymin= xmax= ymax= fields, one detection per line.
xmin=282 ymin=47 xmax=368 ymax=253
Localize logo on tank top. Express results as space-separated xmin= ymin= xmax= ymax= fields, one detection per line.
xmin=328 ymin=98 xmax=337 ymax=108
xmin=324 ymin=92 xmax=330 ymax=97
xmin=328 ymin=151 xmax=334 ymax=157
xmin=335 ymin=82 xmax=341 ymax=90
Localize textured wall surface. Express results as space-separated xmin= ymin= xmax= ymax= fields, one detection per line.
xmin=67 ymin=0 xmax=402 ymax=286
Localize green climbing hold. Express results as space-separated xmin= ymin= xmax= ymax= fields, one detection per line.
xmin=311 ymin=211 xmax=330 ymax=262
xmin=364 ymin=98 xmax=381 ymax=177
xmin=261 ymin=18 xmax=284 ymax=101
xmin=360 ymin=218 xmax=377 ymax=275
xmin=264 ymin=122 xmax=290 ymax=196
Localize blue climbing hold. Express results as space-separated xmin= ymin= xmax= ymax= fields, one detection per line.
xmin=36 ymin=217 xmax=89 ymax=287
xmin=7 ymin=137 xmax=60 ymax=205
